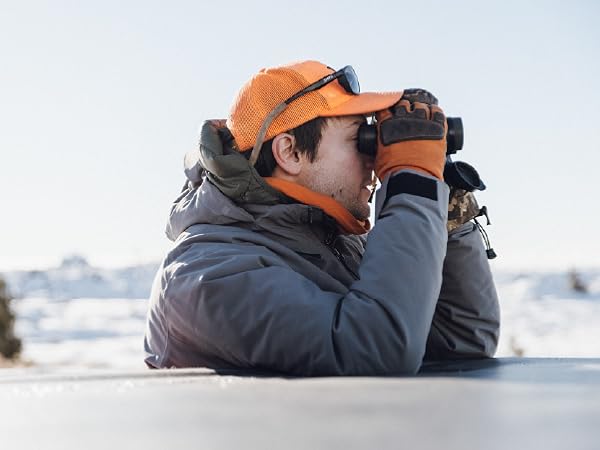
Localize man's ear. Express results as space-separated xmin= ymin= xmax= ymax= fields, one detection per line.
xmin=271 ymin=132 xmax=303 ymax=176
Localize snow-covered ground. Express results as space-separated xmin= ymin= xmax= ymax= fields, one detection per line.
xmin=493 ymin=270 xmax=600 ymax=358
xmin=6 ymin=256 xmax=154 ymax=369
xmin=13 ymin=297 xmax=149 ymax=369
xmin=4 ymin=257 xmax=600 ymax=369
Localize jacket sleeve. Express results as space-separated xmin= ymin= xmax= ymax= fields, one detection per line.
xmin=424 ymin=222 xmax=500 ymax=361
xmin=162 ymin=170 xmax=449 ymax=376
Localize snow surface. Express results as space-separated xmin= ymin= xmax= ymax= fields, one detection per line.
xmin=493 ymin=270 xmax=600 ymax=358
xmin=13 ymin=297 xmax=149 ymax=369
xmin=4 ymin=257 xmax=600 ymax=369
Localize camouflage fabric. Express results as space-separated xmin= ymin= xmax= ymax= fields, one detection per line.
xmin=447 ymin=188 xmax=480 ymax=232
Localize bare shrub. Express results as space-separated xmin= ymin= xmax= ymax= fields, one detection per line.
xmin=0 ymin=276 xmax=22 ymax=360
xmin=568 ymin=269 xmax=588 ymax=294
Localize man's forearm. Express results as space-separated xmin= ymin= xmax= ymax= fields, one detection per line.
xmin=424 ymin=222 xmax=500 ymax=361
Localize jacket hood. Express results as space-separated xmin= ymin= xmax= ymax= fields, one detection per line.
xmin=166 ymin=178 xmax=251 ymax=240
xmin=189 ymin=120 xmax=286 ymax=205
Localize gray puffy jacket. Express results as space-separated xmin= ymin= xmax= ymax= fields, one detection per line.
xmin=144 ymin=121 xmax=500 ymax=376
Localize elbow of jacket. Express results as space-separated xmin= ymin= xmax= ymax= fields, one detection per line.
xmin=387 ymin=331 xmax=429 ymax=375
xmin=480 ymin=322 xmax=501 ymax=358
xmin=466 ymin=331 xmax=500 ymax=360
xmin=399 ymin=359 xmax=422 ymax=376
xmin=467 ymin=331 xmax=499 ymax=360
xmin=463 ymin=319 xmax=500 ymax=360
xmin=484 ymin=333 xmax=499 ymax=358
xmin=391 ymin=347 xmax=425 ymax=376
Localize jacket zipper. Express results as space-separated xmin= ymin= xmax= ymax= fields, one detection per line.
xmin=324 ymin=233 xmax=360 ymax=280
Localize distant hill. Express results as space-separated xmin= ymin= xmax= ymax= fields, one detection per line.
xmin=2 ymin=255 xmax=158 ymax=300
xmin=2 ymin=256 xmax=600 ymax=303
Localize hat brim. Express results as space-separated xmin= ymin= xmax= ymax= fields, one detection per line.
xmin=320 ymin=91 xmax=403 ymax=117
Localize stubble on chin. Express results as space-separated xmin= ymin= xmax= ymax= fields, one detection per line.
xmin=349 ymin=200 xmax=370 ymax=222
xmin=302 ymin=171 xmax=370 ymax=221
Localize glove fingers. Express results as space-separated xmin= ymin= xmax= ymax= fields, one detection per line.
xmin=412 ymin=102 xmax=430 ymax=120
xmin=401 ymin=88 xmax=439 ymax=106
xmin=375 ymin=99 xmax=415 ymax=122
xmin=393 ymin=99 xmax=412 ymax=116
xmin=389 ymin=100 xmax=431 ymax=119
xmin=430 ymin=105 xmax=445 ymax=124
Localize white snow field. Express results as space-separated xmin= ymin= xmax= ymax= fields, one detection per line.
xmin=13 ymin=297 xmax=149 ymax=369
xmin=494 ymin=270 xmax=600 ymax=358
xmin=5 ymin=257 xmax=600 ymax=369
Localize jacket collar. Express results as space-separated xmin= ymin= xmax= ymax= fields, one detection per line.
xmin=166 ymin=178 xmax=339 ymax=245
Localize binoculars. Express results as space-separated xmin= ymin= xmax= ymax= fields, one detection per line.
xmin=357 ymin=116 xmax=485 ymax=192
xmin=357 ymin=116 xmax=465 ymax=157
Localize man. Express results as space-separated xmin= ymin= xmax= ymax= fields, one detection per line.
xmin=144 ymin=60 xmax=500 ymax=375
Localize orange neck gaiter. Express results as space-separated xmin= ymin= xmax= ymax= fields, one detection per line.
xmin=264 ymin=177 xmax=370 ymax=235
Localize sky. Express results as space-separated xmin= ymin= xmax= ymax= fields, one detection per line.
xmin=1 ymin=0 xmax=599 ymax=272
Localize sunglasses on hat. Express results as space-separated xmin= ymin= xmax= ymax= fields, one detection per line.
xmin=249 ymin=65 xmax=360 ymax=166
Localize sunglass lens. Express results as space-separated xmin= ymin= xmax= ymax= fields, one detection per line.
xmin=340 ymin=66 xmax=360 ymax=94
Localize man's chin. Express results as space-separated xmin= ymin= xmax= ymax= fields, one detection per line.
xmin=350 ymin=204 xmax=371 ymax=222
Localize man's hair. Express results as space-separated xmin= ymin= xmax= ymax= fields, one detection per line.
xmin=249 ymin=116 xmax=327 ymax=177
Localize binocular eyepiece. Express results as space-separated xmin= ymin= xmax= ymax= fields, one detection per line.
xmin=357 ymin=116 xmax=465 ymax=156
xmin=357 ymin=116 xmax=485 ymax=192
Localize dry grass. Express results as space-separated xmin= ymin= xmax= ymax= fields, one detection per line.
xmin=0 ymin=355 xmax=33 ymax=368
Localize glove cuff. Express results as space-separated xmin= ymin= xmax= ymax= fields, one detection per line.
xmin=375 ymin=140 xmax=446 ymax=181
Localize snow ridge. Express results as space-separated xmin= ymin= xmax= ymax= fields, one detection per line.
xmin=2 ymin=255 xmax=157 ymax=300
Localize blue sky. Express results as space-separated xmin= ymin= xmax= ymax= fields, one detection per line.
xmin=1 ymin=0 xmax=599 ymax=271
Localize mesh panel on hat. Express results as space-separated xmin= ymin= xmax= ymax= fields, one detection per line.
xmin=228 ymin=66 xmax=333 ymax=151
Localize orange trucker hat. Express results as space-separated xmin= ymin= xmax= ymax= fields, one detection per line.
xmin=226 ymin=60 xmax=402 ymax=152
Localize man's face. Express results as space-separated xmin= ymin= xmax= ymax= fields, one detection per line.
xmin=298 ymin=115 xmax=375 ymax=221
